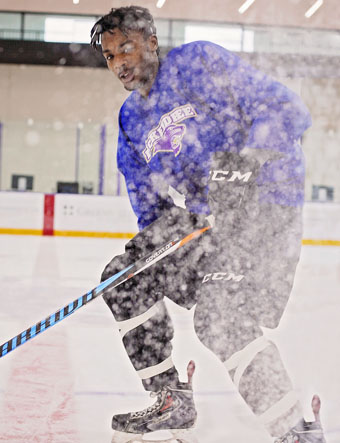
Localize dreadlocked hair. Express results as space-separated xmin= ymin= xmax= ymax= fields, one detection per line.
xmin=90 ymin=6 xmax=158 ymax=52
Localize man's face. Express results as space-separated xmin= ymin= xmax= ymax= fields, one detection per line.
xmin=101 ymin=28 xmax=159 ymax=97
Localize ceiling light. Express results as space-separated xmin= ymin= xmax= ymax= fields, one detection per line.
xmin=156 ymin=0 xmax=166 ymax=8
xmin=238 ymin=0 xmax=256 ymax=14
xmin=305 ymin=0 xmax=323 ymax=18
xmin=73 ymin=0 xmax=79 ymax=4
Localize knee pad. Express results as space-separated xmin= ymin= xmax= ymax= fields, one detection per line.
xmin=224 ymin=335 xmax=299 ymax=427
xmin=224 ymin=335 xmax=271 ymax=390
xmin=117 ymin=301 xmax=163 ymax=338
xmin=116 ymin=300 xmax=175 ymax=381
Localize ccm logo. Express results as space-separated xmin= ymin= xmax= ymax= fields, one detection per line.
xmin=210 ymin=170 xmax=252 ymax=182
xmin=202 ymin=272 xmax=245 ymax=283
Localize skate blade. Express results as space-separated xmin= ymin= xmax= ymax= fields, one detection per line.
xmin=112 ymin=428 xmax=198 ymax=443
xmin=111 ymin=430 xmax=142 ymax=443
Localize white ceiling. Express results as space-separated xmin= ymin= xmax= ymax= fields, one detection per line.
xmin=0 ymin=0 xmax=339 ymax=31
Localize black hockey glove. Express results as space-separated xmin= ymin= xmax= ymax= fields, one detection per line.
xmin=100 ymin=206 xmax=208 ymax=282
xmin=208 ymin=151 xmax=261 ymax=230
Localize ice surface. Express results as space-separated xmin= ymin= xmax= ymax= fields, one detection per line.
xmin=0 ymin=234 xmax=339 ymax=442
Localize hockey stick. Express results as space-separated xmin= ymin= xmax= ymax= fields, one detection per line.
xmin=0 ymin=226 xmax=210 ymax=359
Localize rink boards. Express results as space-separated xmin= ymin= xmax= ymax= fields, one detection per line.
xmin=0 ymin=191 xmax=339 ymax=245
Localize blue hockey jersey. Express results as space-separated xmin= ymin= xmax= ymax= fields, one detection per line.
xmin=117 ymin=41 xmax=312 ymax=230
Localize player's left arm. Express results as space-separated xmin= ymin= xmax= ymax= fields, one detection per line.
xmin=176 ymin=42 xmax=312 ymax=219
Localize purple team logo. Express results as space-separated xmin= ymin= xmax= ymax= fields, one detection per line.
xmin=143 ymin=104 xmax=197 ymax=163
xmin=152 ymin=124 xmax=186 ymax=157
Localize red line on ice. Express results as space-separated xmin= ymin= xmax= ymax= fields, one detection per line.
xmin=0 ymin=332 xmax=80 ymax=442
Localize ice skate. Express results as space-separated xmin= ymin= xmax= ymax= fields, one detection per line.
xmin=111 ymin=361 xmax=198 ymax=443
xmin=274 ymin=395 xmax=326 ymax=442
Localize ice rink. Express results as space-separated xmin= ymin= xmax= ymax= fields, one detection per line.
xmin=0 ymin=234 xmax=339 ymax=442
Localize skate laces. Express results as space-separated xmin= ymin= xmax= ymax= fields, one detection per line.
xmin=130 ymin=387 xmax=168 ymax=419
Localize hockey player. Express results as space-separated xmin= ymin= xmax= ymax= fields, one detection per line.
xmin=90 ymin=6 xmax=326 ymax=442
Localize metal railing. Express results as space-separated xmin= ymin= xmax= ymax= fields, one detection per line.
xmin=0 ymin=11 xmax=340 ymax=56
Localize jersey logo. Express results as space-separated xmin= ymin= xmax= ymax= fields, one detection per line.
xmin=143 ymin=104 xmax=197 ymax=163
xmin=209 ymin=170 xmax=253 ymax=182
xmin=202 ymin=272 xmax=245 ymax=283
